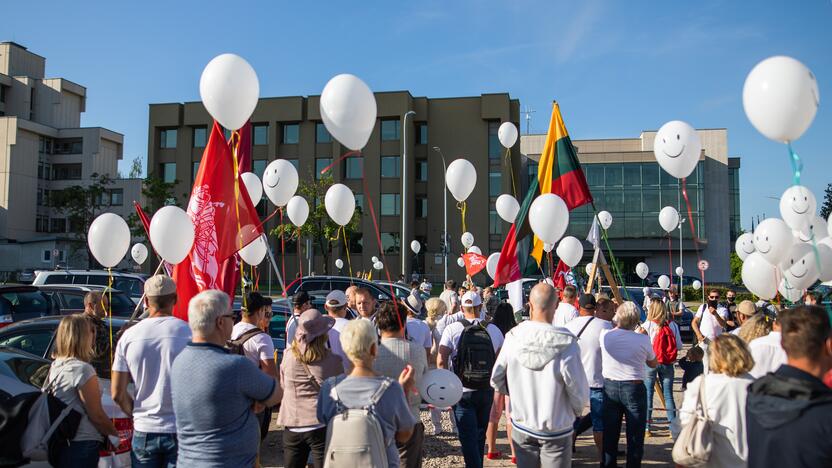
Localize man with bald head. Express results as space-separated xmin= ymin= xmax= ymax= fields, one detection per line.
xmin=492 ymin=283 xmax=589 ymax=467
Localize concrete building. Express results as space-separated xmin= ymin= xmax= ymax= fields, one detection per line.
xmin=522 ymin=129 xmax=740 ymax=283
xmin=0 ymin=42 xmax=141 ymax=275
xmin=148 ymin=92 xmax=521 ymax=285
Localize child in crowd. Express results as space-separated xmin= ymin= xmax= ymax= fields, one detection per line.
xmin=678 ymin=345 xmax=705 ymax=390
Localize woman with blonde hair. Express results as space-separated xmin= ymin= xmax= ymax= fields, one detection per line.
xmin=639 ymin=300 xmax=683 ymax=435
xmin=736 ymin=313 xmax=773 ymax=344
xmin=47 ymin=314 xmax=118 ymax=467
xmin=424 ymin=297 xmax=458 ymax=436
xmin=678 ymin=334 xmax=754 ymax=467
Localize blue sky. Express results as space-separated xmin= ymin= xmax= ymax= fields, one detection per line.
xmin=4 ymin=0 xmax=831 ymax=231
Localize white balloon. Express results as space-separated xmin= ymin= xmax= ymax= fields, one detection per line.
xmin=324 ymin=184 xmax=355 ymax=226
xmin=131 ymin=244 xmax=148 ymax=265
xmin=735 ymin=233 xmax=756 ymax=261
xmin=263 ymin=160 xmax=299 ymax=207
xmin=753 ymin=218 xmax=794 ymax=266
xmin=556 ymin=236 xmax=583 ymax=267
xmin=374 ymin=261 xmax=383 ymax=271
xmin=87 ymin=213 xmax=130 ymax=268
xmin=467 ymin=246 xmax=482 ymax=256
xmin=371 ymin=256 xmax=379 ymax=264
xmin=585 ymin=263 xmax=595 ymax=277
xmin=239 ymin=235 xmax=267 ymax=265
xmin=692 ymin=280 xmax=702 ymax=290
xmin=445 ymin=159 xmax=477 ymax=202
xmin=779 ymin=242 xmax=820 ymax=290
xmin=149 ymin=206 xmax=195 ymax=265
xmin=320 ymin=74 xmax=377 ymax=151
xmin=335 ymin=258 xmax=344 ymax=269
xmin=199 ymin=54 xmax=259 ymax=131
xmin=675 ymin=266 xmax=684 ymax=276
xmin=795 ymin=215 xmax=828 ymax=243
xmin=529 ymin=194 xmax=569 ymax=244
xmin=417 ymin=368 xmax=463 ymax=408
xmin=457 ymin=257 xmax=465 ymax=268
xmin=659 ymin=206 xmax=680 ymax=233
xmin=742 ymin=252 xmax=779 ymax=300
xmin=743 ymin=56 xmax=819 ymax=142
xmin=653 ymin=120 xmax=702 ymax=179
xmin=636 ymin=262 xmax=649 ymax=280
xmin=816 ymin=238 xmax=832 ymax=282
xmin=486 ymin=253 xmax=501 ymax=280
xmin=657 ymin=275 xmax=670 ymax=290
xmin=778 ymin=278 xmax=803 ymax=303
xmin=240 ymin=172 xmax=262 ymax=204
xmin=286 ymin=196 xmax=309 ymax=227
xmin=495 ymin=194 xmax=520 ymax=223
xmin=779 ymin=185 xmax=816 ymax=231
xmin=543 ymin=242 xmax=555 ymax=253
xmin=597 ymin=211 xmax=613 ymax=230
xmin=497 ymin=122 xmax=518 ymax=149
xmin=410 ymin=240 xmax=421 ymax=254
xmin=461 ymin=232 xmax=474 ymax=250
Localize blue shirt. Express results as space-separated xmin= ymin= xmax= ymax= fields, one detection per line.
xmin=171 ymin=342 xmax=275 ymax=468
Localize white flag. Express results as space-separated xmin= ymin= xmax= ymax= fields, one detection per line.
xmin=587 ymin=216 xmax=601 ymax=250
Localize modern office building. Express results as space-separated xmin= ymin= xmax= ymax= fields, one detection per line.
xmin=0 ymin=42 xmax=141 ymax=275
xmin=522 ymin=129 xmax=740 ymax=283
xmin=148 ymin=92 xmax=521 ymax=285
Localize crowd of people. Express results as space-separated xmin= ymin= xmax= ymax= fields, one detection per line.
xmin=36 ymin=274 xmax=832 ymax=468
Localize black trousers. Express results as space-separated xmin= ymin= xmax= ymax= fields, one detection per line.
xmin=283 ymin=427 xmax=327 ymax=468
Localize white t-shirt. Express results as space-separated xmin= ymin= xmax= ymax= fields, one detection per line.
xmin=285 ymin=312 xmax=301 ymax=344
xmin=695 ymin=304 xmax=730 ymax=341
xmin=600 ymin=328 xmax=655 ymax=381
xmin=749 ymin=331 xmax=787 ymax=378
xmin=112 ymin=316 xmax=191 ymax=433
xmin=640 ymin=320 xmax=683 ymax=355
xmin=439 ymin=289 xmax=458 ymax=313
xmin=552 ymin=302 xmax=579 ymax=328
xmin=328 ymin=317 xmax=351 ymax=371
xmin=439 ymin=317 xmax=504 ymax=392
xmin=406 ymin=317 xmax=432 ymax=350
xmin=564 ymin=315 xmax=613 ymax=388
xmin=435 ymin=311 xmax=464 ymax=339
xmin=231 ymin=321 xmax=275 ymax=368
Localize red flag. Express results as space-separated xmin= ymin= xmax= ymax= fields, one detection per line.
xmin=231 ymin=121 xmax=252 ymax=174
xmin=173 ymin=122 xmax=262 ymax=320
xmin=553 ymin=260 xmax=570 ymax=291
xmin=133 ymin=201 xmax=151 ymax=236
xmin=463 ymin=252 xmax=488 ymax=277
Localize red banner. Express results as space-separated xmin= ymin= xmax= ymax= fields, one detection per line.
xmin=463 ymin=252 xmax=488 ymax=277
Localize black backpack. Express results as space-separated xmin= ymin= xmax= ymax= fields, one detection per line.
xmin=452 ymin=319 xmax=496 ymax=390
xmin=227 ymin=328 xmax=265 ymax=356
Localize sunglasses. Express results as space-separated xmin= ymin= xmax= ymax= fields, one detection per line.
xmin=708 ymin=296 xmax=719 ymax=300
xmin=219 ymin=313 xmax=235 ymax=321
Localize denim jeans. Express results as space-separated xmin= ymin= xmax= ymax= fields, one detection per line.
xmin=453 ymin=389 xmax=494 ymax=468
xmin=131 ymin=431 xmax=178 ymax=468
xmin=574 ymin=387 xmax=605 ymax=435
xmin=55 ymin=439 xmax=101 ymax=468
xmin=602 ymin=379 xmax=647 ymax=468
xmin=645 ymin=363 xmax=677 ymax=430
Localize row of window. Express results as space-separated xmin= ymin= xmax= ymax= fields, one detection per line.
xmin=37 ymin=137 xmax=83 ymax=155
xmin=35 ymin=216 xmax=72 ymax=234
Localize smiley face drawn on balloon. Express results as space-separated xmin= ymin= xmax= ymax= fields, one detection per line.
xmin=795 ymin=215 xmax=828 ymax=243
xmin=735 ymin=233 xmax=756 ymax=261
xmin=753 ymin=218 xmax=793 ymax=265
xmin=779 ymin=185 xmax=816 ymax=231
xmin=262 ymin=159 xmax=299 ymax=207
xmin=653 ymin=121 xmax=702 ymax=179
xmin=780 ymin=242 xmax=819 ymax=290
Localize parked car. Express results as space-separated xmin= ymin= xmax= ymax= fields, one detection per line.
xmin=0 ymin=346 xmax=50 ymax=401
xmin=375 ymin=281 xmax=413 ymax=302
xmin=33 ymin=270 xmax=147 ymax=302
xmin=285 ymin=276 xmax=394 ymax=301
xmin=16 ymin=269 xmax=35 ymax=284
xmin=0 ymin=317 xmax=134 ymax=466
xmin=0 ymin=285 xmax=59 ymax=329
xmin=38 ymin=285 xmax=136 ymax=317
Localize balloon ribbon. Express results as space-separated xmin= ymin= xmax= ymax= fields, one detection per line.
xmin=786 ymin=142 xmax=802 ymax=186
xmin=340 ymin=226 xmax=353 ymax=280
xmin=230 ymin=130 xmax=247 ymax=306
xmin=504 ymin=148 xmax=517 ymax=198
xmin=458 ymin=201 xmax=467 ymax=233
xmin=279 ymin=208 xmax=286 ymax=289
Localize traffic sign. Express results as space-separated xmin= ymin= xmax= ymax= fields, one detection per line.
xmin=698 ymin=259 xmax=709 ymax=271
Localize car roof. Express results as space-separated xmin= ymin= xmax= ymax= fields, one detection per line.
xmin=0 ymin=284 xmax=40 ymax=292
xmin=1 ymin=315 xmax=129 ymax=330
xmin=37 ymin=284 xmax=127 ymax=294
xmin=35 ymin=270 xmax=144 ymax=278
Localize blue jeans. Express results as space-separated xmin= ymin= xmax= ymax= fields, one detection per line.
xmin=453 ymin=389 xmax=494 ymax=468
xmin=55 ymin=439 xmax=101 ymax=468
xmin=131 ymin=431 xmax=178 ymax=468
xmin=645 ymin=363 xmax=676 ymax=430
xmin=602 ymin=379 xmax=647 ymax=468
xmin=574 ymin=387 xmax=605 ymax=435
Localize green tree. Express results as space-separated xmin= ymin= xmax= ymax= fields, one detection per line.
xmin=820 ymin=183 xmax=832 ymax=220
xmin=270 ymin=174 xmax=362 ymax=275
xmin=49 ymin=173 xmax=114 ymax=268
xmin=730 ymin=251 xmax=743 ymax=286
xmin=128 ymin=156 xmax=143 ymax=178
xmin=127 ymin=176 xmax=178 ymax=240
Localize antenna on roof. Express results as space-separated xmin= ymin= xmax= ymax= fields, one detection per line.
xmin=521 ymin=105 xmax=536 ymax=135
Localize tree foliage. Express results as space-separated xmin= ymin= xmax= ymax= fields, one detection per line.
xmin=127 ymin=176 xmax=177 ymax=240
xmin=49 ymin=173 xmax=114 ymax=268
xmin=128 ymin=156 xmax=143 ymax=178
xmin=820 ymin=183 xmax=832 ymax=221
xmin=729 ymin=251 xmax=743 ymax=286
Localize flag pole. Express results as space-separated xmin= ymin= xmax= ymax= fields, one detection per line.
xmin=128 ymin=261 xmax=166 ymax=322
xmin=263 ymin=233 xmax=287 ymax=296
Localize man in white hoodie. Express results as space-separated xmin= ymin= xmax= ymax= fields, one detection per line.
xmin=491 ymin=283 xmax=589 ymax=467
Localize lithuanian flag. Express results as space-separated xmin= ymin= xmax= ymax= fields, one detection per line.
xmin=492 ymin=102 xmax=593 ymax=287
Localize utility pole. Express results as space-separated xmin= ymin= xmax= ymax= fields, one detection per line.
xmin=401 ymin=111 xmax=416 ymax=279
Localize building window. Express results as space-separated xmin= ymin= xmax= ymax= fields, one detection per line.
xmin=161 ymin=163 xmax=176 ymax=183
xmin=380 ymin=156 xmax=401 ymax=178
xmin=286 ymin=159 xmax=299 ymax=171
xmin=416 ymin=197 xmax=428 ymax=218
xmin=160 ymin=129 xmax=177 ymax=149
xmin=605 ymin=165 xmax=623 ymax=186
xmin=489 ymin=171 xmax=501 ymax=197
xmin=37 ymin=189 xmax=43 ymax=206
xmin=109 ymin=189 xmax=123 ymax=206
xmin=381 ymin=194 xmax=401 ymax=216
xmin=252 ymin=159 xmax=267 ymax=179
xmin=417 ymin=123 xmax=428 ymax=145
xmin=52 ymin=164 xmax=82 ymax=180
xmin=253 ymin=124 xmax=269 ymax=145
xmin=50 ymin=218 xmax=66 ymax=233
xmin=192 ymin=161 xmax=200 ymax=182
xmin=415 ymin=160 xmax=428 ymax=182
xmin=381 ymin=119 xmax=401 ymax=141
xmin=42 ymin=250 xmax=52 ymax=262
xmin=584 ymin=165 xmax=604 ymax=187
xmin=381 ymin=232 xmax=401 ymax=254
xmin=489 ymin=210 xmax=502 ymax=235
xmin=316 ymin=123 xmax=332 ymax=143
xmin=36 ymin=216 xmax=48 ymax=233
xmin=315 ymin=158 xmax=332 ymax=179
xmin=354 ymin=194 xmax=364 ymax=214
xmin=53 ymin=139 xmax=83 ymax=154
xmin=488 ymin=121 xmax=501 ymax=159
xmin=39 ymin=137 xmax=52 ymax=154
xmin=282 ymin=123 xmax=299 ymax=144
xmin=344 ymin=158 xmax=363 ymax=179
xmin=193 ymin=127 xmax=207 ymax=148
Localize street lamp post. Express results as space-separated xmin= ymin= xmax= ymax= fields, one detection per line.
xmin=432 ymin=146 xmax=448 ymax=284
xmin=402 ymin=111 xmax=416 ymax=280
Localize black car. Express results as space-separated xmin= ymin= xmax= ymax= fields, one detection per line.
xmin=285 ymin=276 xmax=394 ymax=301
xmin=38 ymin=285 xmax=136 ymax=316
xmin=0 ymin=346 xmax=50 ymax=401
xmin=0 ymin=316 xmax=129 ymax=361
xmin=0 ymin=285 xmax=59 ymax=328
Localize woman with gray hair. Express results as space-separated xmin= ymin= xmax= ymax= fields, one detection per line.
xmin=599 ymin=301 xmax=658 ymax=468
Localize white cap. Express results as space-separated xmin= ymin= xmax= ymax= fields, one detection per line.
xmin=420 ymin=281 xmax=432 ymax=292
xmin=461 ymin=291 xmax=482 ymax=307
xmin=325 ymin=290 xmax=348 ymax=307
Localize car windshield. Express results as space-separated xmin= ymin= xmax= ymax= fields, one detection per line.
xmin=0 ymin=351 xmax=49 ymax=388
xmin=111 ymin=278 xmax=143 ymax=297
xmin=108 ymin=293 xmax=135 ymax=316
xmin=0 ymin=290 xmax=50 ymax=315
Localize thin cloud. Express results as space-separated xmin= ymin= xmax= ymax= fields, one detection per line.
xmin=554 ymin=0 xmax=604 ymax=63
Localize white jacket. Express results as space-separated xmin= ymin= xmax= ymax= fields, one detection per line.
xmin=490 ymin=320 xmax=589 ymax=439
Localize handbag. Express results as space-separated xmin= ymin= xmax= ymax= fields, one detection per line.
xmin=672 ymin=376 xmax=713 ymax=466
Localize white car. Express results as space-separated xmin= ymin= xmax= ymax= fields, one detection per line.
xmin=33 ymin=270 xmax=146 ymax=302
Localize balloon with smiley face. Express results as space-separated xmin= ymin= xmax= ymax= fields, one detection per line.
xmin=742 ymin=252 xmax=779 ymax=300
xmin=779 ymin=242 xmax=820 ymax=290
xmin=816 ymin=238 xmax=832 ymax=282
xmin=653 ymin=120 xmax=702 ymax=179
xmin=779 ymin=185 xmax=816 ymax=231
xmin=753 ymin=218 xmax=794 ymax=266
xmin=734 ymin=232 xmax=756 ymax=261
xmin=417 ymin=369 xmax=463 ymax=408
xmin=794 ymin=215 xmax=828 ymax=244
xmin=778 ymin=278 xmax=803 ymax=303
xmin=262 ymin=159 xmax=299 ymax=207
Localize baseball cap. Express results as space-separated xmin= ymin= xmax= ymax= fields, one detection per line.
xmin=144 ymin=275 xmax=176 ymax=297
xmin=293 ymin=291 xmax=310 ymax=306
xmin=461 ymin=291 xmax=482 ymax=307
xmin=325 ymin=290 xmax=348 ymax=308
xmin=245 ymin=292 xmax=272 ymax=312
xmin=578 ymin=293 xmax=596 ymax=310
xmin=737 ymin=300 xmax=757 ymax=317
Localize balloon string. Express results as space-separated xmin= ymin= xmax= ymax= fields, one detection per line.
xmin=458 ymin=201 xmax=467 ymax=233
xmin=504 ymin=148 xmax=517 ymax=198
xmin=786 ymin=142 xmax=802 ymax=186
xmin=297 ymin=228 xmax=303 ymax=280
xmin=667 ymin=234 xmax=673 ymax=288
xmin=681 ymin=178 xmax=703 ymax=266
xmin=589 ymin=204 xmax=631 ymax=301
xmin=230 ymin=130 xmax=247 ymax=307
xmin=320 ymin=150 xmax=360 ymax=175
xmin=106 ymin=268 xmax=116 ymax=433
xmin=255 ymin=207 xmax=280 ymax=232
xmin=279 ymin=208 xmax=286 ymax=288
xmin=340 ymin=226 xmax=354 ymax=280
